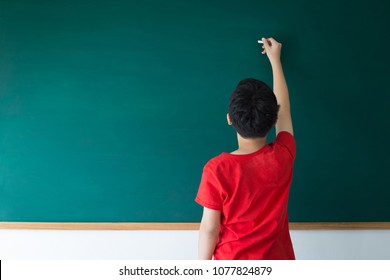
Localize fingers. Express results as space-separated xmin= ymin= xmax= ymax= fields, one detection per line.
xmin=268 ymin=37 xmax=282 ymax=48
xmin=262 ymin=37 xmax=271 ymax=48
xmin=261 ymin=37 xmax=282 ymax=55
xmin=261 ymin=37 xmax=282 ymax=50
xmin=262 ymin=37 xmax=282 ymax=46
xmin=261 ymin=44 xmax=266 ymax=54
xmin=268 ymin=37 xmax=276 ymax=44
xmin=261 ymin=37 xmax=270 ymax=55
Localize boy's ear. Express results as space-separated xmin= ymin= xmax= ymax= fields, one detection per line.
xmin=227 ymin=113 xmax=232 ymax=125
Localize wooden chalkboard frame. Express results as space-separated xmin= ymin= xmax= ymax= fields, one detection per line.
xmin=0 ymin=222 xmax=389 ymax=230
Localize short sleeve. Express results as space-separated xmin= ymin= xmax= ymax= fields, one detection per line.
xmin=276 ymin=131 xmax=296 ymax=160
xmin=195 ymin=165 xmax=223 ymax=210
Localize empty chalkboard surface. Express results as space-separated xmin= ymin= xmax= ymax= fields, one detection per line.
xmin=1 ymin=0 xmax=390 ymax=224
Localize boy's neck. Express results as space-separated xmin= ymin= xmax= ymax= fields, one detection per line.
xmin=231 ymin=133 xmax=267 ymax=155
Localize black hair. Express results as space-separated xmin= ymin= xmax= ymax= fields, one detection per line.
xmin=228 ymin=78 xmax=279 ymax=138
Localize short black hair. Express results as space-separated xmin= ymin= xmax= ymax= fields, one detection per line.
xmin=228 ymin=78 xmax=279 ymax=138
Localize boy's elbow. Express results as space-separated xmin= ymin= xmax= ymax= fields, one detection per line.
xmin=200 ymin=221 xmax=220 ymax=236
xmin=200 ymin=207 xmax=221 ymax=236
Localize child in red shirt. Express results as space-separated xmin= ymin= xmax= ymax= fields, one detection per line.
xmin=196 ymin=37 xmax=295 ymax=260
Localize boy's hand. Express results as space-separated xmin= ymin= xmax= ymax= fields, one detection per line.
xmin=261 ymin=37 xmax=282 ymax=65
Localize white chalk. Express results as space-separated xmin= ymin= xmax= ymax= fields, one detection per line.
xmin=257 ymin=40 xmax=263 ymax=44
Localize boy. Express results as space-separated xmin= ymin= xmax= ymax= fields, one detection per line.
xmin=195 ymin=37 xmax=295 ymax=260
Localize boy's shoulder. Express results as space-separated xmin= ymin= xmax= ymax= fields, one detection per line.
xmin=203 ymin=152 xmax=233 ymax=173
xmin=204 ymin=153 xmax=224 ymax=167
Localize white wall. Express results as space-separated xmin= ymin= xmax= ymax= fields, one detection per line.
xmin=1 ymin=230 xmax=390 ymax=259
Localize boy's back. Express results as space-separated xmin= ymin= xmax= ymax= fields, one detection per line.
xmin=196 ymin=131 xmax=295 ymax=259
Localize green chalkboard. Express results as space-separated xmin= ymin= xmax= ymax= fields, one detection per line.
xmin=1 ymin=0 xmax=389 ymax=222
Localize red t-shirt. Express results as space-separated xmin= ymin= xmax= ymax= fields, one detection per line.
xmin=195 ymin=131 xmax=296 ymax=260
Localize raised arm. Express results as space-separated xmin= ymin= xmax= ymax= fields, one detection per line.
xmin=262 ymin=37 xmax=294 ymax=136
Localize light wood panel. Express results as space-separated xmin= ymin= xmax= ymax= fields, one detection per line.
xmin=1 ymin=222 xmax=390 ymax=230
